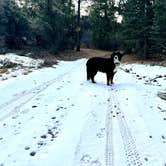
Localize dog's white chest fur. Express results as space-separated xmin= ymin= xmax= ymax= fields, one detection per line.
xmin=114 ymin=64 xmax=120 ymax=74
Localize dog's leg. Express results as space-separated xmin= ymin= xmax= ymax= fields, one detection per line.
xmin=91 ymin=70 xmax=97 ymax=83
xmin=91 ymin=77 xmax=96 ymax=83
xmin=106 ymin=73 xmax=111 ymax=85
xmin=87 ymin=72 xmax=90 ymax=80
xmin=110 ymin=74 xmax=114 ymax=84
xmin=86 ymin=66 xmax=90 ymax=80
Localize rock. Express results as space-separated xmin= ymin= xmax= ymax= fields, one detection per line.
xmin=25 ymin=146 xmax=30 ymax=150
xmin=157 ymin=91 xmax=166 ymax=101
xmin=41 ymin=135 xmax=47 ymax=139
xmin=51 ymin=117 xmax=56 ymax=119
xmin=32 ymin=105 xmax=37 ymax=108
xmin=30 ymin=151 xmax=36 ymax=156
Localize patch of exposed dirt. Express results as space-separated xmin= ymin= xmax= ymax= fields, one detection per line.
xmin=3 ymin=48 xmax=166 ymax=67
xmin=122 ymin=53 xmax=166 ymax=67
xmin=54 ymin=49 xmax=166 ymax=66
xmin=56 ymin=49 xmax=112 ymax=61
xmin=0 ymin=68 xmax=8 ymax=74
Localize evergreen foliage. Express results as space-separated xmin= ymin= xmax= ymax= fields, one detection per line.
xmin=90 ymin=0 xmax=120 ymax=50
xmin=121 ymin=0 xmax=154 ymax=57
xmin=0 ymin=0 xmax=76 ymax=52
xmin=152 ymin=0 xmax=166 ymax=53
xmin=0 ymin=0 xmax=165 ymax=57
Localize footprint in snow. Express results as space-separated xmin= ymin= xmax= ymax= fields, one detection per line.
xmin=81 ymin=154 xmax=91 ymax=164
xmin=91 ymin=160 xmax=101 ymax=166
xmin=12 ymin=115 xmax=19 ymax=119
xmin=57 ymin=86 xmax=63 ymax=90
xmin=52 ymin=126 xmax=58 ymax=130
xmin=48 ymin=130 xmax=55 ymax=138
xmin=96 ymin=128 xmax=105 ymax=138
xmin=37 ymin=141 xmax=47 ymax=148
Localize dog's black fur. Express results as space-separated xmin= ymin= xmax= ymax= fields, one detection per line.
xmin=86 ymin=52 xmax=124 ymax=85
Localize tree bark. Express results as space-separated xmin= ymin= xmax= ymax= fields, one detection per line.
xmin=76 ymin=0 xmax=81 ymax=51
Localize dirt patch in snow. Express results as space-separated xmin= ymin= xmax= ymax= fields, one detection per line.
xmin=122 ymin=53 xmax=166 ymax=67
xmin=56 ymin=49 xmax=112 ymax=61
xmin=56 ymin=49 xmax=166 ymax=66
xmin=1 ymin=49 xmax=166 ymax=69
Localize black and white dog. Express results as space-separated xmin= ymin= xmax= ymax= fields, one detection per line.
xmin=86 ymin=52 xmax=124 ymax=85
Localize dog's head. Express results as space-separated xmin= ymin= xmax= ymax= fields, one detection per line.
xmin=111 ymin=52 xmax=124 ymax=65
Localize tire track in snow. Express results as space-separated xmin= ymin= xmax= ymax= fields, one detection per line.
xmin=0 ymin=65 xmax=78 ymax=121
xmin=105 ymin=97 xmax=114 ymax=166
xmin=73 ymin=83 xmax=108 ymax=166
xmin=110 ymin=88 xmax=142 ymax=166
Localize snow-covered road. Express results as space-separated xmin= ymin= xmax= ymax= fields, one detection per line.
xmin=0 ymin=59 xmax=166 ymax=166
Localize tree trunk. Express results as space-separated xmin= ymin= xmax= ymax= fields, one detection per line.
xmin=76 ymin=0 xmax=81 ymax=51
xmin=143 ymin=0 xmax=148 ymax=59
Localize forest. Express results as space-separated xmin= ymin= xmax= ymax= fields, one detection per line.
xmin=0 ymin=0 xmax=165 ymax=59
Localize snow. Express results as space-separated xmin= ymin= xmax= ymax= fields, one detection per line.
xmin=0 ymin=53 xmax=44 ymax=81
xmin=0 ymin=53 xmax=43 ymax=68
xmin=0 ymin=54 xmax=166 ymax=166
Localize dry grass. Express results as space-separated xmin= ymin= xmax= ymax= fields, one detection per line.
xmin=56 ymin=49 xmax=166 ymax=67
xmin=122 ymin=54 xmax=166 ymax=67
xmin=57 ymin=49 xmax=112 ymax=61
xmin=0 ymin=68 xmax=8 ymax=74
xmin=2 ymin=49 xmax=166 ymax=69
xmin=22 ymin=69 xmax=33 ymax=75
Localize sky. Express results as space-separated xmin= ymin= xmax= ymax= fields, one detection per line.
xmin=74 ymin=0 xmax=122 ymax=22
xmin=74 ymin=0 xmax=91 ymax=16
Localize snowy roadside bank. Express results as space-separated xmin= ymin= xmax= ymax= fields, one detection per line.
xmin=0 ymin=53 xmax=44 ymax=81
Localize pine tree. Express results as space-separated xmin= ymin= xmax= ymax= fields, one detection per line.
xmin=90 ymin=0 xmax=118 ymax=50
xmin=152 ymin=0 xmax=166 ymax=53
xmin=122 ymin=0 xmax=154 ymax=57
xmin=23 ymin=0 xmax=76 ymax=50
xmin=0 ymin=0 xmax=7 ymax=36
xmin=76 ymin=0 xmax=81 ymax=51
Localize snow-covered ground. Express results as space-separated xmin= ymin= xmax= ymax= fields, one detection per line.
xmin=0 ymin=54 xmax=166 ymax=166
xmin=0 ymin=53 xmax=44 ymax=81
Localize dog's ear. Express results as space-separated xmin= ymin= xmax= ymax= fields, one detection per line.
xmin=110 ymin=52 xmax=115 ymax=57
xmin=118 ymin=51 xmax=125 ymax=58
